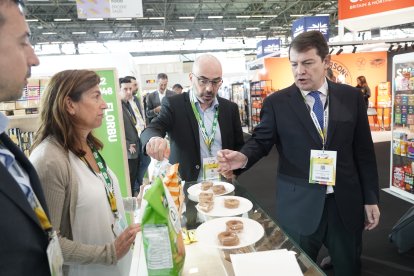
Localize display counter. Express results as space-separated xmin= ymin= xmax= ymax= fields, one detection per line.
xmin=131 ymin=180 xmax=325 ymax=276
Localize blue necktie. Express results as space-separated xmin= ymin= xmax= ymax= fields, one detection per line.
xmin=309 ymin=91 xmax=324 ymax=129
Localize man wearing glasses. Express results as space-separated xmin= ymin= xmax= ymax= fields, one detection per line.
xmin=141 ymin=54 xmax=244 ymax=182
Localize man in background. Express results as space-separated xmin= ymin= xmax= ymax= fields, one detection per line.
xmin=119 ymin=78 xmax=140 ymax=195
xmin=172 ymin=83 xmax=184 ymax=94
xmin=123 ymin=75 xmax=150 ymax=193
xmin=218 ymin=31 xmax=380 ymax=276
xmin=145 ymin=73 xmax=175 ymax=123
xmin=0 ymin=1 xmax=53 ymax=274
xmin=141 ymin=54 xmax=244 ymax=182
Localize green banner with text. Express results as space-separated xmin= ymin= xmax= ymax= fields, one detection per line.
xmin=94 ymin=69 xmax=131 ymax=199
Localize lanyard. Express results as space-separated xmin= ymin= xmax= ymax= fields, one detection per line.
xmin=190 ymin=92 xmax=219 ymax=156
xmin=82 ymin=146 xmax=119 ymax=218
xmin=27 ymin=186 xmax=53 ymax=232
xmin=303 ymin=92 xmax=329 ymax=151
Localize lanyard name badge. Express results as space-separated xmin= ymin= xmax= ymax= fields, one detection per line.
xmin=90 ymin=146 xmax=127 ymax=237
xmin=307 ymin=94 xmax=337 ymax=186
xmin=190 ymin=91 xmax=220 ymax=180
xmin=24 ymin=180 xmax=63 ymax=275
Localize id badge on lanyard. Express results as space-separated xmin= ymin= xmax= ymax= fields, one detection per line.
xmin=309 ymin=150 xmax=337 ymax=185
xmin=112 ymin=214 xmax=127 ymax=237
xmin=203 ymin=156 xmax=220 ymax=180
xmin=46 ymin=231 xmax=64 ymax=276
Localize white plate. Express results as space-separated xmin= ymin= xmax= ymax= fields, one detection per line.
xmin=196 ymin=196 xmax=253 ymax=217
xmin=196 ymin=217 xmax=264 ymax=249
xmin=187 ymin=181 xmax=235 ymax=202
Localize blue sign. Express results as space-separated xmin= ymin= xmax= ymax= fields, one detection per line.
xmin=256 ymin=39 xmax=281 ymax=58
xmin=292 ymin=16 xmax=330 ymax=40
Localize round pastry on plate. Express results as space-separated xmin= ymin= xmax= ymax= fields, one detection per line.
xmin=199 ymin=191 xmax=214 ymax=203
xmin=218 ymin=231 xmax=239 ymax=246
xmin=212 ymin=184 xmax=226 ymax=195
xmin=224 ymin=198 xmax=240 ymax=209
xmin=226 ymin=219 xmax=244 ymax=233
xmin=201 ymin=181 xmax=214 ymax=191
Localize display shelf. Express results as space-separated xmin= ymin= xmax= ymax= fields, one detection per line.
xmin=231 ymin=82 xmax=248 ymax=127
xmin=248 ymin=80 xmax=272 ymax=132
xmin=390 ymin=52 xmax=414 ymax=202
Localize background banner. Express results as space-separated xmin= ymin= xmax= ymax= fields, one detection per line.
xmin=76 ymin=0 xmax=143 ymax=19
xmin=94 ymin=69 xmax=131 ymax=199
xmin=292 ymin=16 xmax=330 ymax=40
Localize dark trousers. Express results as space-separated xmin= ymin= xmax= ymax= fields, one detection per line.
xmin=136 ymin=150 xmax=151 ymax=189
xmin=128 ymin=158 xmax=139 ymax=194
xmin=284 ymin=195 xmax=363 ymax=276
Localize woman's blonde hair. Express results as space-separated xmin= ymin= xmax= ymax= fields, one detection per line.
xmin=32 ymin=69 xmax=103 ymax=156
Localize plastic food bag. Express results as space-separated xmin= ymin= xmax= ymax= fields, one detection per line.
xmin=141 ymin=162 xmax=185 ymax=275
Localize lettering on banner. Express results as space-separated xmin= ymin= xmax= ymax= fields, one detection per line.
xmin=104 ymin=103 xmax=118 ymax=143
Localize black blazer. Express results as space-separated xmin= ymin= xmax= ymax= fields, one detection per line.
xmin=141 ymin=92 xmax=244 ymax=182
xmin=145 ymin=90 xmax=176 ymax=123
xmin=241 ymin=81 xmax=379 ymax=235
xmin=0 ymin=133 xmax=51 ymax=276
xmin=121 ymin=101 xmax=140 ymax=159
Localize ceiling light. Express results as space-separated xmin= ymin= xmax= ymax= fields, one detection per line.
xmin=42 ymin=32 xmax=56 ymax=35
xmin=179 ymin=16 xmax=195 ymax=19
xmin=329 ymin=48 xmax=335 ymax=54
xmin=224 ymin=28 xmax=236 ymax=31
xmin=86 ymin=18 xmax=103 ymax=21
xmin=99 ymin=31 xmax=113 ymax=34
xmin=26 ymin=19 xmax=39 ymax=22
xmin=151 ymin=30 xmax=164 ymax=33
xmin=146 ymin=8 xmax=154 ymax=12
xmin=270 ymin=26 xmax=283 ymax=29
xmin=251 ymin=15 xmax=263 ymax=18
xmin=72 ymin=31 xmax=86 ymax=35
xmin=208 ymin=16 xmax=223 ymax=19
xmin=176 ymin=29 xmax=189 ymax=32
xmin=388 ymin=44 xmax=394 ymax=52
xmin=262 ymin=15 xmax=277 ymax=18
xmin=314 ymin=14 xmax=330 ymax=16
xmin=149 ymin=17 xmax=165 ymax=20
xmin=336 ymin=47 xmax=343 ymax=55
xmin=201 ymin=28 xmax=213 ymax=31
xmin=125 ymin=30 xmax=139 ymax=33
xmin=53 ymin=18 xmax=71 ymax=22
xmin=236 ymin=15 xmax=251 ymax=19
xmin=290 ymin=14 xmax=311 ymax=17
xmin=396 ymin=44 xmax=402 ymax=52
xmin=260 ymin=21 xmax=265 ymax=24
xmin=116 ymin=18 xmax=132 ymax=21
xmin=352 ymin=45 xmax=357 ymax=53
xmin=246 ymin=27 xmax=260 ymax=30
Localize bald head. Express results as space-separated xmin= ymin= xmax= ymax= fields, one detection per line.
xmin=192 ymin=54 xmax=222 ymax=77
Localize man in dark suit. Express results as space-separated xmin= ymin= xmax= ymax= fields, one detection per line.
xmin=119 ymin=78 xmax=140 ymax=195
xmin=218 ymin=31 xmax=380 ymax=276
xmin=145 ymin=73 xmax=176 ymax=124
xmin=141 ymin=54 xmax=244 ymax=182
xmin=0 ymin=1 xmax=53 ymax=275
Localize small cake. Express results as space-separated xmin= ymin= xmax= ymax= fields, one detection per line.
xmin=224 ymin=198 xmax=240 ymax=209
xmin=199 ymin=191 xmax=214 ymax=203
xmin=218 ymin=231 xmax=240 ymax=246
xmin=211 ymin=184 xmax=226 ymax=195
xmin=226 ymin=219 xmax=244 ymax=233
xmin=198 ymin=201 xmax=214 ymax=212
xmin=201 ymin=181 xmax=214 ymax=191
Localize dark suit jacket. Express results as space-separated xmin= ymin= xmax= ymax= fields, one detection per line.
xmin=240 ymin=81 xmax=379 ymax=235
xmin=141 ymin=92 xmax=244 ymax=182
xmin=121 ymin=101 xmax=140 ymax=159
xmin=0 ymin=133 xmax=51 ymax=276
xmin=145 ymin=90 xmax=176 ymax=123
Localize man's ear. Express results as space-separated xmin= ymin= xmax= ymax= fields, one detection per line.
xmin=324 ymin=55 xmax=331 ymax=69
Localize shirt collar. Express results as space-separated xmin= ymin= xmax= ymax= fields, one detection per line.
xmin=300 ymin=78 xmax=329 ymax=97
xmin=0 ymin=112 xmax=9 ymax=135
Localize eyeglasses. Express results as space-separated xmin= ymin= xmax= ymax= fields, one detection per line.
xmin=192 ymin=73 xmax=223 ymax=88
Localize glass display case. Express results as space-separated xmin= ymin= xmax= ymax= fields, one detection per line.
xmin=390 ymin=52 xmax=414 ymax=202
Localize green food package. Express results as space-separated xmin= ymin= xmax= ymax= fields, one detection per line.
xmin=142 ymin=177 xmax=185 ymax=275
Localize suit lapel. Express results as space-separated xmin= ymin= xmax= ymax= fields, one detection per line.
xmin=217 ymin=97 xmax=229 ymax=148
xmin=287 ymin=85 xmax=322 ymax=145
xmin=326 ymin=82 xmax=342 ymax=147
xmin=0 ymin=133 xmax=45 ymax=229
xmin=183 ymin=93 xmax=201 ymax=151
